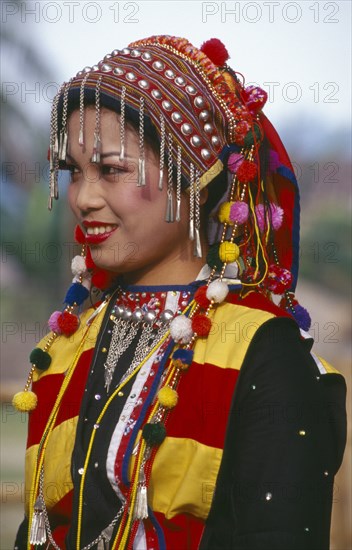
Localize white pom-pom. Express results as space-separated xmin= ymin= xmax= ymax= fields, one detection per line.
xmin=71 ymin=255 xmax=87 ymax=276
xmin=169 ymin=315 xmax=193 ymax=344
xmin=73 ymin=274 xmax=91 ymax=290
xmin=206 ymin=280 xmax=229 ymax=303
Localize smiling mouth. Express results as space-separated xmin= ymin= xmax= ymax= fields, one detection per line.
xmin=86 ymin=225 xmax=116 ymax=236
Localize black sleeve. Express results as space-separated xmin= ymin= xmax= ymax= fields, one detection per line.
xmin=200 ymin=317 xmax=347 ymax=550
xmin=14 ymin=516 xmax=28 ymax=550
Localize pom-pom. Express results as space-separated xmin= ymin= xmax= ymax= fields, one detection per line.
xmin=12 ymin=390 xmax=38 ymax=412
xmin=74 ymin=224 xmax=86 ymax=245
xmin=85 ymin=247 xmax=96 ymax=269
xmin=229 ymin=202 xmax=249 ymax=224
xmin=64 ymin=282 xmax=89 ymax=306
xmin=158 ymin=386 xmax=178 ymax=409
xmin=200 ymin=38 xmax=229 ymax=67
xmin=256 ymin=203 xmax=284 ymax=232
xmin=243 ymin=124 xmax=263 ymax=148
xmin=192 ymin=314 xmax=212 ymax=337
xmin=266 ymin=265 xmax=293 ymax=294
xmin=29 ymin=348 xmax=52 ymax=371
xmin=194 ymin=286 xmax=211 ymax=309
xmin=71 ymin=255 xmax=87 ymax=276
xmin=227 ymin=153 xmax=244 ymax=174
xmin=91 ymin=270 xmax=111 ymax=290
xmin=218 ymin=202 xmax=233 ymax=225
xmin=48 ymin=311 xmax=62 ymax=334
xmin=219 ymin=242 xmax=240 ymax=263
xmin=236 ymin=160 xmax=257 ymax=183
xmin=242 ymin=85 xmax=268 ymax=115
xmin=292 ymin=304 xmax=312 ymax=331
xmin=169 ymin=315 xmax=193 ymax=344
xmin=142 ymin=422 xmax=167 ymax=446
xmin=172 ymin=348 xmax=194 ymax=370
xmin=206 ymin=280 xmax=229 ymax=303
xmin=206 ymin=244 xmax=223 ymax=271
xmin=58 ymin=311 xmax=79 ymax=336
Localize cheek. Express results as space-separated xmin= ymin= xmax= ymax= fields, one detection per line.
xmin=67 ymin=185 xmax=79 ymax=216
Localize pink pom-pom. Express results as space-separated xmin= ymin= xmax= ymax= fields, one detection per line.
xmin=227 ymin=153 xmax=244 ymax=174
xmin=229 ymin=202 xmax=249 ymax=224
xmin=270 ymin=203 xmax=284 ymax=230
xmin=256 ymin=203 xmax=284 ymax=232
xmin=200 ymin=38 xmax=229 ymax=66
xmin=48 ymin=311 xmax=62 ymax=334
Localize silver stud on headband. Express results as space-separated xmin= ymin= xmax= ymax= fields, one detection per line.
xmin=138 ymin=96 xmax=146 ymax=187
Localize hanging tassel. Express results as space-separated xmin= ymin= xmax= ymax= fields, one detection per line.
xmin=91 ymin=132 xmax=101 ymax=163
xmin=119 ymin=86 xmax=126 ymax=161
xmin=29 ymin=496 xmax=47 ymax=545
xmin=133 ymin=484 xmax=148 ymax=520
xmin=138 ymin=97 xmax=146 ymax=186
xmin=194 ymin=169 xmax=202 ymax=257
xmin=58 ymin=129 xmax=68 ymax=161
xmin=176 ymin=145 xmax=182 ymax=221
xmin=194 ymin=227 xmax=202 ymax=258
xmin=165 ymin=191 xmax=174 ymax=222
xmin=138 ymin=158 xmax=146 ymax=187
xmin=159 ymin=115 xmax=166 ymax=190
xmin=189 ymin=163 xmax=195 ymax=240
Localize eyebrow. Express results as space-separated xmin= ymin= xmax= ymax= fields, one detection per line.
xmin=65 ymin=152 xmax=130 ymax=163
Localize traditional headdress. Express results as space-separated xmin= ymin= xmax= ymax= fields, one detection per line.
xmin=14 ymin=35 xmax=311 ymax=408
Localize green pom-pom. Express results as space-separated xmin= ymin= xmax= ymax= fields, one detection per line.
xmin=12 ymin=391 xmax=37 ymax=412
xmin=244 ymin=123 xmax=262 ymax=148
xmin=142 ymin=422 xmax=167 ymax=446
xmin=29 ymin=348 xmax=52 ymax=371
xmin=206 ymin=244 xmax=223 ymax=271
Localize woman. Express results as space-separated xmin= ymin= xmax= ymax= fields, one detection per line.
xmin=14 ymin=35 xmax=346 ymax=550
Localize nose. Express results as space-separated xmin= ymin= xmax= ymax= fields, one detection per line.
xmin=74 ymin=164 xmax=105 ymax=214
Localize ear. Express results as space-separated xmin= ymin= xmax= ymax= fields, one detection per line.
xmin=200 ymin=187 xmax=208 ymax=206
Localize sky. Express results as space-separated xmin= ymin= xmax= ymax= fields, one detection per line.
xmin=2 ymin=0 xmax=351 ymax=134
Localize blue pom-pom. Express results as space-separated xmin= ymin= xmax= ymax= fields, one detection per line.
xmin=292 ymin=304 xmax=311 ymax=331
xmin=64 ymin=283 xmax=89 ymax=306
xmin=172 ymin=348 xmax=194 ymax=366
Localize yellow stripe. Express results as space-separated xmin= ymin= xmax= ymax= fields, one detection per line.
xmin=149 ymin=437 xmax=223 ymax=520
xmin=193 ymin=301 xmax=274 ymax=369
xmin=318 ymin=356 xmax=341 ymax=375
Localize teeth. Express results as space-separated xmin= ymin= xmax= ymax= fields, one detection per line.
xmin=86 ymin=225 xmax=115 ymax=235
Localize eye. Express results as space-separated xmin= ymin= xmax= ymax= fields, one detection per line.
xmin=60 ymin=163 xmax=81 ymax=182
xmin=101 ymin=164 xmax=129 ymax=179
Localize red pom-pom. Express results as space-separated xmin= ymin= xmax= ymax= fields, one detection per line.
xmin=74 ymin=225 xmax=86 ymax=245
xmin=200 ymin=38 xmax=229 ymax=67
xmin=192 ymin=314 xmax=212 ymax=337
xmin=236 ymin=160 xmax=257 ymax=183
xmin=266 ymin=265 xmax=293 ymax=295
xmin=91 ymin=269 xmax=113 ymax=290
xmin=58 ymin=311 xmax=79 ymax=336
xmin=85 ymin=247 xmax=96 ymax=269
xmin=194 ymin=286 xmax=211 ymax=309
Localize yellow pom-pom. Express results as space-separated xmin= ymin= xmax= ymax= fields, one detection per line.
xmin=219 ymin=241 xmax=240 ymax=263
xmin=12 ymin=390 xmax=37 ymax=412
xmin=158 ymin=386 xmax=178 ymax=409
xmin=173 ymin=359 xmax=190 ymax=371
xmin=218 ymin=202 xmax=234 ymax=225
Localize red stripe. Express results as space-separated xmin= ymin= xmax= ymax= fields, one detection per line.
xmin=227 ymin=291 xmax=292 ymax=319
xmin=54 ymin=348 xmax=93 ymax=428
xmin=166 ymin=361 xmax=239 ymax=449
xmin=27 ymin=348 xmax=94 ymax=448
xmin=153 ymin=511 xmax=204 ymax=550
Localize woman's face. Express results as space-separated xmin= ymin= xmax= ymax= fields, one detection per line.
xmin=66 ymin=107 xmax=204 ymax=285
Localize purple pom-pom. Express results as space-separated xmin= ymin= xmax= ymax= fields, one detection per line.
xmin=229 ymin=201 xmax=249 ymax=224
xmin=64 ymin=282 xmax=89 ymax=306
xmin=48 ymin=311 xmax=62 ymax=333
xmin=292 ymin=305 xmax=311 ymax=331
xmin=268 ymin=149 xmax=280 ymax=172
xmin=256 ymin=203 xmax=284 ymax=232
